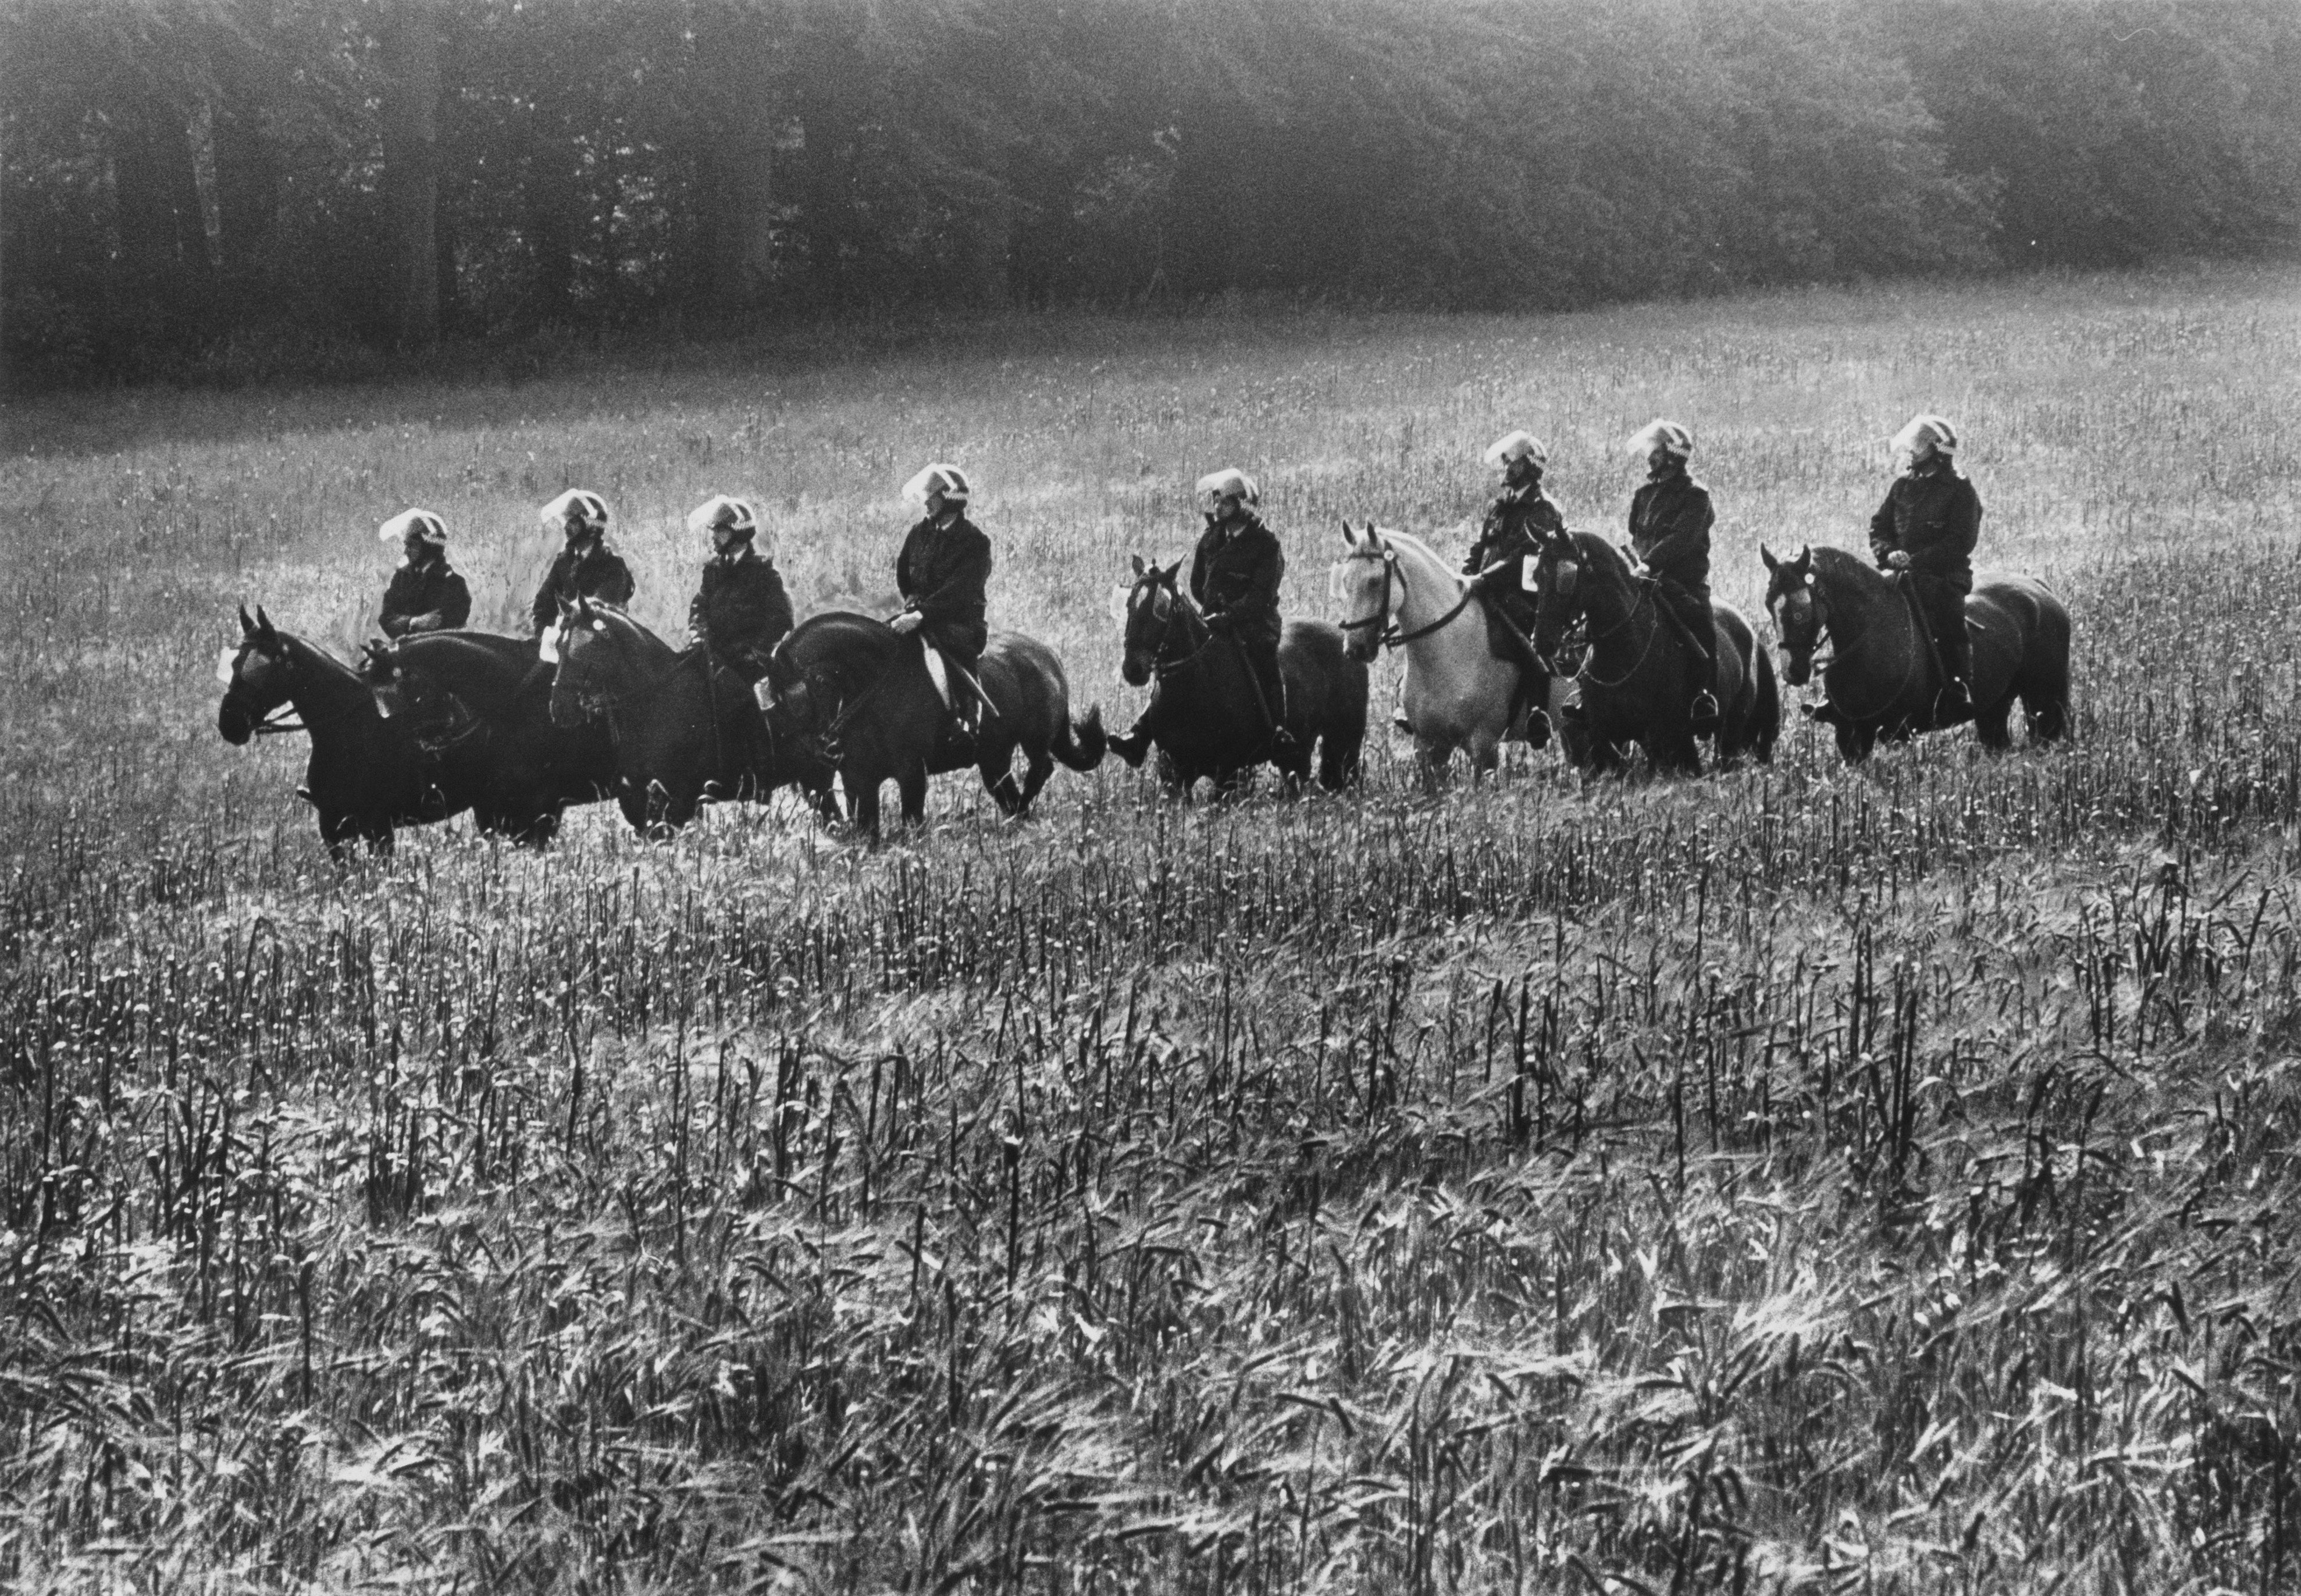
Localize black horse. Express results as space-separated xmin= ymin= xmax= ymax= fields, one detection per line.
xmin=545 ymin=597 xmax=822 ymax=831
xmin=764 ymin=615 xmax=1105 ymax=835
xmin=1530 ymin=529 xmax=1778 ymax=775
xmin=1761 ymin=544 xmax=2070 ymax=761
xmin=216 ymin=604 xmax=451 ymax=858
xmin=359 ymin=629 xmax=621 ymax=842
xmin=761 ymin=612 xmax=941 ymax=836
xmin=1105 ymin=555 xmax=1367 ymax=796
xmin=935 ymin=631 xmax=1107 ymax=817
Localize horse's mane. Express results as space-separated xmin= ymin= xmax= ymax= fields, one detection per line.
xmin=1367 ymin=526 xmax=1463 ymax=585
xmin=275 ymin=629 xmax=362 ymax=682
xmin=1567 ymin=528 xmax=1636 ymax=581
xmin=1809 ymin=544 xmax=1885 ymax=590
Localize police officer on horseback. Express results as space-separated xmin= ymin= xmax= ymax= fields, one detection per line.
xmin=1870 ymin=414 xmax=1979 ymax=722
xmin=530 ymin=490 xmax=634 ymax=637
xmin=1465 ymin=429 xmax=1563 ymax=728
xmin=1191 ymin=467 xmax=1292 ymax=749
xmin=376 ymin=508 xmax=471 ymax=638
xmin=685 ymin=494 xmax=793 ymax=686
xmin=1626 ymin=419 xmax=1721 ymax=732
xmin=893 ymin=463 xmax=994 ymax=732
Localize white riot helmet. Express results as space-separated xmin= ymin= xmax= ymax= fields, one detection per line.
xmin=540 ymin=489 xmax=610 ymax=535
xmin=1195 ymin=467 xmax=1260 ymax=515
xmin=687 ymin=494 xmax=757 ymax=537
xmin=1891 ymin=414 xmax=1959 ymax=461
xmin=1483 ymin=430 xmax=1548 ymax=472
xmin=902 ymin=463 xmax=973 ymax=508
xmin=1626 ymin=419 xmax=1694 ymax=462
xmin=379 ymin=508 xmax=447 ymax=548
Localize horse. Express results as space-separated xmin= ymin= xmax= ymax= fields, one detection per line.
xmin=760 ymin=612 xmax=946 ymax=836
xmin=932 ymin=632 xmax=1107 ymax=817
xmin=1329 ymin=521 xmax=1580 ymax=787
xmin=215 ymin=604 xmax=453 ymax=859
xmin=1105 ymin=555 xmax=1367 ymax=797
xmin=546 ymin=597 xmax=822 ymax=831
xmin=1530 ymin=529 xmax=1778 ymax=776
xmin=358 ymin=629 xmax=621 ymax=843
xmin=1759 ymin=544 xmax=2070 ymax=761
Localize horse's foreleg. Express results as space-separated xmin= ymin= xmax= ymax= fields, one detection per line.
xmin=1011 ymin=745 xmax=1054 ymax=816
xmin=899 ymin=764 xmax=929 ymax=826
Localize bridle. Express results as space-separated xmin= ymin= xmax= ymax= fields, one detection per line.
xmin=1537 ymin=541 xmax=1658 ymax=688
xmin=1338 ymin=545 xmax=1474 ymax=651
xmin=1127 ymin=578 xmax=1225 ymax=680
xmin=223 ymin=644 xmax=308 ymax=736
xmin=1773 ymin=570 xmax=1919 ymax=722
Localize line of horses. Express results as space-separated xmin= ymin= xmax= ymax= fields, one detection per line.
xmin=215 ymin=528 xmax=2070 ymax=857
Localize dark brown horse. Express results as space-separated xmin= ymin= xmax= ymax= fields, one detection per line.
xmin=545 ymin=598 xmax=824 ymax=831
xmin=1105 ymin=555 xmax=1367 ymax=796
xmin=216 ymin=605 xmax=450 ymax=859
xmin=359 ymin=629 xmax=621 ymax=842
xmin=761 ymin=612 xmax=947 ymax=836
xmin=931 ymin=631 xmax=1107 ymax=817
xmin=1761 ymin=544 xmax=2070 ymax=761
xmin=1530 ymin=529 xmax=1778 ymax=775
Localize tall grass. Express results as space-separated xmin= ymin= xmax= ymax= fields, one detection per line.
xmin=3 ymin=262 xmax=2301 ymax=1591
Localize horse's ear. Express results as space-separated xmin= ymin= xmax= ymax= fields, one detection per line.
xmin=576 ymin=594 xmax=593 ymax=620
xmin=1793 ymin=545 xmax=1813 ymax=572
xmin=1163 ymin=558 xmax=1183 ymax=583
xmin=1338 ymin=521 xmax=1353 ymax=547
xmin=1130 ymin=553 xmax=1146 ymax=578
xmin=238 ymin=603 xmax=256 ymax=637
xmin=255 ymin=605 xmax=278 ymax=644
xmin=1760 ymin=544 xmax=1779 ymax=572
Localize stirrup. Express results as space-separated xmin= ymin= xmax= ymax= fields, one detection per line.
xmin=1690 ymin=689 xmax=1721 ymax=729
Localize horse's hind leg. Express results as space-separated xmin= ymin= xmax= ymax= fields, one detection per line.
xmin=1319 ymin=732 xmax=1362 ymax=792
xmin=1011 ymin=744 xmax=1055 ymax=816
xmin=1973 ymin=694 xmax=2014 ymax=751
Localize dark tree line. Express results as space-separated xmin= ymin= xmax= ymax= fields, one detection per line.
xmin=5 ymin=0 xmax=2299 ymax=384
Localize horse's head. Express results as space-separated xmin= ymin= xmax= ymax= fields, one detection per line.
xmin=216 ymin=603 xmax=290 ymax=745
xmin=1529 ymin=526 xmax=1588 ymax=664
xmin=1111 ymin=554 xmax=1187 ymax=687
xmin=546 ymin=594 xmax=621 ymax=726
xmin=1761 ymin=544 xmax=1821 ymax=686
xmin=1330 ymin=522 xmax=1396 ymax=665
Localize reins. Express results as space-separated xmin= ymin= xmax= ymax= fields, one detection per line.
xmin=1340 ymin=550 xmax=1475 ymax=650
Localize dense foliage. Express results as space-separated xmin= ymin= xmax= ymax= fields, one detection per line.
xmin=4 ymin=0 xmax=2299 ymax=383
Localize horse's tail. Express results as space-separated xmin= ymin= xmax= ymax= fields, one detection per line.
xmin=1750 ymin=630 xmax=1780 ymax=764
xmin=1055 ymin=703 xmax=1107 ymax=771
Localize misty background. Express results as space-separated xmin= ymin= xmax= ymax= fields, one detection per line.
xmin=5 ymin=0 xmax=2298 ymax=389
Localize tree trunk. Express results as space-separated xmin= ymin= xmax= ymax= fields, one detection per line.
xmin=111 ymin=102 xmax=211 ymax=324
xmin=211 ymin=1 xmax=279 ymax=295
xmin=695 ymin=127 xmax=777 ymax=324
xmin=380 ymin=0 xmax=444 ymax=346
xmin=525 ymin=105 xmax=578 ymax=325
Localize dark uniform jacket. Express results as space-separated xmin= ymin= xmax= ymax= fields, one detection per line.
xmin=1189 ymin=512 xmax=1285 ymax=643
xmin=380 ymin=558 xmax=472 ymax=639
xmin=896 ymin=512 xmax=993 ymax=663
xmin=689 ymin=550 xmax=794 ymax=683
xmin=531 ymin=542 xmax=636 ymax=634
xmin=1464 ymin=483 xmax=1565 ymax=579
xmin=1629 ymin=469 xmax=1714 ymax=595
xmin=1869 ymin=461 xmax=1982 ymax=593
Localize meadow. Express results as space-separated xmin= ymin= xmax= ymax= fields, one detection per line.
xmin=4 ymin=263 xmax=2301 ymax=1593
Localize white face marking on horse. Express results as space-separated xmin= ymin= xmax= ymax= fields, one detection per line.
xmin=216 ymin=645 xmax=241 ymax=686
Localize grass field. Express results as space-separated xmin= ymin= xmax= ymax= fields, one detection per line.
xmin=5 ymin=263 xmax=2301 ymax=1593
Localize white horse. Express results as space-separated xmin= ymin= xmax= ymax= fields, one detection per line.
xmin=1330 ymin=523 xmax=1573 ymax=786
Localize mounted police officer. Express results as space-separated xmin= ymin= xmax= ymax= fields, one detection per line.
xmin=1870 ymin=413 xmax=1980 ymax=721
xmin=529 ymin=489 xmax=634 ymax=637
xmin=1465 ymin=429 xmax=1563 ymax=728
xmin=892 ymin=463 xmax=994 ymax=731
xmin=685 ymin=494 xmax=793 ymax=685
xmin=1191 ymin=467 xmax=1291 ymax=748
xmin=1625 ymin=419 xmax=1720 ymax=732
xmin=376 ymin=508 xmax=471 ymax=638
